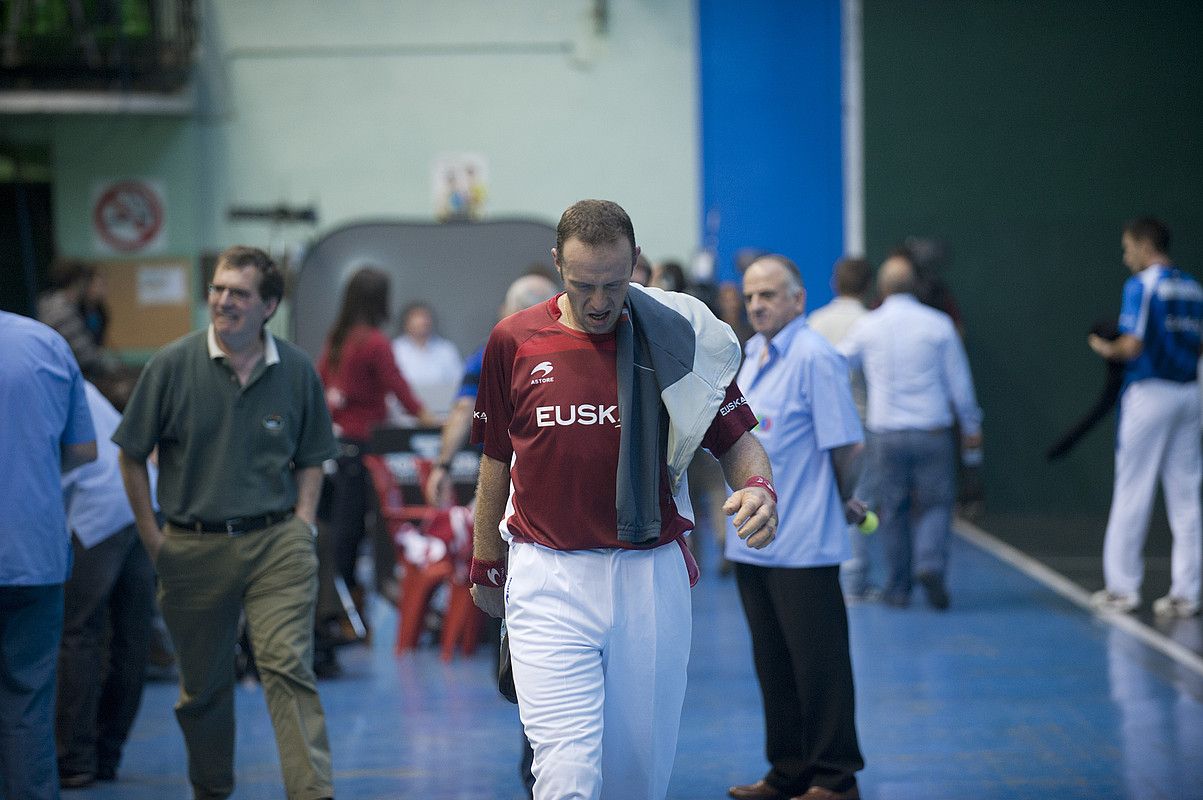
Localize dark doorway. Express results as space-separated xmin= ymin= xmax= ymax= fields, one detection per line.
xmin=1 ymin=180 xmax=55 ymax=317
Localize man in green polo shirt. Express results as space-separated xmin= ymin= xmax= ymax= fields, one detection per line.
xmin=114 ymin=246 xmax=337 ymax=800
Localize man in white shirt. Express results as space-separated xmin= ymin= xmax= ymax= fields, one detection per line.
xmin=57 ymin=383 xmax=157 ymax=788
xmin=808 ymin=257 xmax=875 ymax=600
xmin=808 ymin=258 xmax=871 ymax=350
xmin=840 ymin=251 xmax=982 ymax=609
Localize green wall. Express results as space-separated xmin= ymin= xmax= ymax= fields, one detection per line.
xmin=862 ymin=1 xmax=1203 ymax=515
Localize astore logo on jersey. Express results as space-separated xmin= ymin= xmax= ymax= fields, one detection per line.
xmin=530 ymin=360 xmax=555 ymax=385
xmin=535 ymin=404 xmax=620 ymax=427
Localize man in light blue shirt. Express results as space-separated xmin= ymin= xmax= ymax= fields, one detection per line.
xmin=726 ymin=256 xmax=865 ymax=800
xmin=1088 ymin=217 xmax=1203 ymax=617
xmin=1 ymin=310 xmax=97 ymax=800
xmin=840 ymin=251 xmax=982 ymax=609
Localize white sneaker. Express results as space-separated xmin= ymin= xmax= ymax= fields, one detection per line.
xmin=1152 ymin=595 xmax=1200 ymax=618
xmin=1091 ymin=590 xmax=1139 ymax=613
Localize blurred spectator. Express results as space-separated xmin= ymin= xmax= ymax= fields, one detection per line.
xmin=651 ymin=259 xmax=687 ymax=292
xmin=840 ymin=251 xmax=982 ymax=610
xmin=37 ymin=259 xmax=123 ymax=386
xmin=809 ymin=256 xmax=877 ymax=600
xmin=56 ymin=382 xmax=157 ymax=789
xmin=319 ymin=269 xmax=435 ymax=666
xmin=632 ymin=253 xmax=652 ymax=286
xmin=79 ymin=271 xmax=110 ymax=347
xmin=717 ymin=281 xmax=754 ymax=347
xmin=904 ymin=236 xmax=964 ymax=333
xmin=391 ymin=301 xmax=463 ymax=420
xmin=1 ymin=310 xmax=97 ymax=800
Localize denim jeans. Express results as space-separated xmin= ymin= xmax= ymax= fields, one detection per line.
xmin=871 ymin=428 xmax=956 ymax=599
xmin=841 ymin=433 xmax=881 ymax=596
xmin=1 ymin=583 xmax=64 ymax=800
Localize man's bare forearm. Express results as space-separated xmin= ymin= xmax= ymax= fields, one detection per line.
xmin=118 ymin=450 xmax=163 ymax=558
xmin=717 ymin=430 xmax=773 ymax=489
xmin=62 ymin=440 xmax=97 ymax=473
xmin=293 ymin=465 xmax=324 ymax=525
xmin=424 ymin=397 xmax=474 ymax=505
xmin=472 ymin=454 xmax=511 ymax=563
xmin=717 ymin=431 xmax=777 ymax=550
xmin=830 ymin=442 xmax=864 ymax=502
xmin=438 ymin=397 xmax=475 ymax=465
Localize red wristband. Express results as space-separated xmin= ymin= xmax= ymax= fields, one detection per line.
xmin=744 ymin=475 xmax=777 ymax=504
xmin=470 ymin=558 xmax=507 ymax=588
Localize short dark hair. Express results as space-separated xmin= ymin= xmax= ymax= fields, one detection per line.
xmin=215 ymin=245 xmax=284 ymax=305
xmin=50 ymin=258 xmax=95 ymax=291
xmin=555 ymin=199 xmax=636 ymax=262
xmin=1123 ymin=216 xmax=1171 ymax=254
xmin=833 ymin=257 xmax=871 ymax=297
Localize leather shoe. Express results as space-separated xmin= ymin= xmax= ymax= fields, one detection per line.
xmin=729 ymin=779 xmax=791 ymax=800
xmin=790 ymin=785 xmax=861 ymax=800
xmin=59 ymin=772 xmax=95 ymax=789
xmin=917 ymin=571 xmax=950 ymax=610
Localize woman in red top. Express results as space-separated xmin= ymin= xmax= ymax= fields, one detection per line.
xmin=318 ymin=268 xmax=436 ymax=650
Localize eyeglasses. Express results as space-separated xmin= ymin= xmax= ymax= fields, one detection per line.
xmin=207 ymin=283 xmax=255 ymax=303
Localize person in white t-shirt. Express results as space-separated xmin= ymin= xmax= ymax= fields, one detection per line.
xmin=391 ymin=302 xmax=463 ymax=419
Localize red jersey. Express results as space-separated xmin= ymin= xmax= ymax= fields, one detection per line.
xmin=472 ymin=295 xmax=756 ymax=551
xmin=318 ymin=324 xmax=423 ymax=442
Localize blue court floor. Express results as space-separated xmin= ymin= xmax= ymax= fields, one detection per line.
xmin=68 ymin=527 xmax=1203 ymax=800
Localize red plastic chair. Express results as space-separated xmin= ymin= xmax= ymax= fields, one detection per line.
xmin=365 ymin=454 xmax=482 ymax=659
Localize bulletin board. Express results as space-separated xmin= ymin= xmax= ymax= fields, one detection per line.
xmin=94 ymin=258 xmax=194 ymax=350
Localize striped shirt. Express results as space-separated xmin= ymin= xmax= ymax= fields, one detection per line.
xmin=1119 ymin=264 xmax=1203 ymax=385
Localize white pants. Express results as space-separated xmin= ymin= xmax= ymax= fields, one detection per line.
xmin=1103 ymin=379 xmax=1202 ymax=600
xmin=505 ymin=541 xmax=691 ymax=800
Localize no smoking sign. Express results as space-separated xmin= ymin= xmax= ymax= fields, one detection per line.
xmin=92 ymin=179 xmax=166 ymax=254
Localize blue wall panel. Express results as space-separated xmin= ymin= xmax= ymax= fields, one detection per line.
xmin=698 ymin=0 xmax=844 ymax=306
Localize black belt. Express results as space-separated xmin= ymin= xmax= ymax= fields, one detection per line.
xmin=168 ymin=510 xmax=293 ymax=535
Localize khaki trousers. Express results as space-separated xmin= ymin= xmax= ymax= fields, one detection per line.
xmin=157 ymin=516 xmax=332 ymax=800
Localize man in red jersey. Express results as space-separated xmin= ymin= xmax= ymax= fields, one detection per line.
xmin=469 ymin=199 xmax=778 ymax=800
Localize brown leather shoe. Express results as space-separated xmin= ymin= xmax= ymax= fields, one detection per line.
xmin=790 ymin=785 xmax=861 ymax=800
xmin=729 ymin=779 xmax=791 ymax=800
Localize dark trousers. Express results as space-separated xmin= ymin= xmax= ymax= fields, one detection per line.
xmin=327 ymin=452 xmax=371 ymax=590
xmin=0 ymin=583 xmax=64 ymax=800
xmin=734 ymin=563 xmax=863 ymax=795
xmin=55 ymin=525 xmax=155 ymax=776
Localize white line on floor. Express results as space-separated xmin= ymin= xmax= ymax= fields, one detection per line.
xmin=955 ymin=518 xmax=1203 ymax=678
